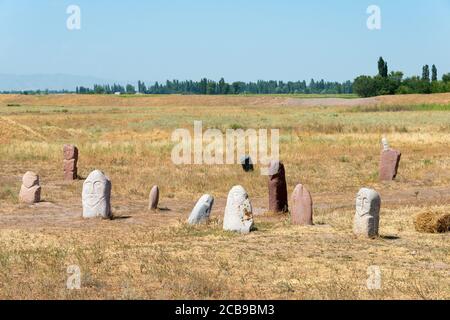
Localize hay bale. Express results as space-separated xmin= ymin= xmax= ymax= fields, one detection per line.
xmin=414 ymin=210 xmax=450 ymax=233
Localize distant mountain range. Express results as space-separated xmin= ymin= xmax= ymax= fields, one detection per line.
xmin=0 ymin=74 xmax=125 ymax=91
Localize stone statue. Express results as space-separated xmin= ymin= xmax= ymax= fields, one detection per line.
xmin=188 ymin=194 xmax=214 ymax=225
xmin=63 ymin=144 xmax=78 ymax=180
xmin=240 ymin=155 xmax=254 ymax=172
xmin=223 ymin=185 xmax=254 ymax=233
xmin=291 ymin=184 xmax=313 ymax=225
xmin=379 ymin=138 xmax=401 ymax=181
xmin=82 ymin=170 xmax=112 ymax=219
xmin=19 ymin=171 xmax=41 ymax=204
xmin=149 ymin=185 xmax=159 ymax=210
xmin=353 ymin=188 xmax=381 ymax=238
xmin=268 ymin=160 xmax=288 ymax=213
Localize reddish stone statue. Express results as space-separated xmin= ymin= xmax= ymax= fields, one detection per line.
xmin=63 ymin=145 xmax=78 ymax=180
xmin=268 ymin=160 xmax=288 ymax=213
xmin=291 ymin=184 xmax=313 ymax=225
xmin=379 ymin=139 xmax=401 ymax=181
xmin=19 ymin=171 xmax=41 ymax=204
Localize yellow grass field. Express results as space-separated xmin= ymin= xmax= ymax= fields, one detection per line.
xmin=0 ymin=93 xmax=449 ymax=300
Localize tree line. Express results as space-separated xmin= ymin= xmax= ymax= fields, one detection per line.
xmin=353 ymin=57 xmax=450 ymax=97
xmin=75 ymin=78 xmax=353 ymax=95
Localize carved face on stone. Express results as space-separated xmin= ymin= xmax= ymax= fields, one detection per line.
xmin=354 ymin=188 xmax=381 ymax=237
xmin=82 ymin=170 xmax=111 ymax=219
xmin=223 ymin=185 xmax=254 ymax=233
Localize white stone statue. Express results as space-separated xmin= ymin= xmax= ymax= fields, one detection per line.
xmin=82 ymin=170 xmax=112 ymax=219
xmin=353 ymin=188 xmax=381 ymax=238
xmin=223 ymin=185 xmax=254 ymax=234
xmin=187 ymin=194 xmax=214 ymax=225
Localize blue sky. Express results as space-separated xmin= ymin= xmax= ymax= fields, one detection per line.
xmin=0 ymin=0 xmax=449 ymax=83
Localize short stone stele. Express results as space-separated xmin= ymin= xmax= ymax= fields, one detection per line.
xmin=149 ymin=185 xmax=159 ymax=210
xmin=223 ymin=185 xmax=254 ymax=233
xmin=240 ymin=155 xmax=254 ymax=172
xmin=188 ymin=194 xmax=214 ymax=225
xmin=291 ymin=184 xmax=313 ymax=225
xmin=353 ymin=188 xmax=381 ymax=238
xmin=63 ymin=144 xmax=78 ymax=181
xmin=268 ymin=160 xmax=288 ymax=213
xmin=82 ymin=170 xmax=112 ymax=219
xmin=19 ymin=171 xmax=41 ymax=204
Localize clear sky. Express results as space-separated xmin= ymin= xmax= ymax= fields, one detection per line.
xmin=0 ymin=0 xmax=449 ymax=83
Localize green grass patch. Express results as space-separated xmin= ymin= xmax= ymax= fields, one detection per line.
xmin=347 ymin=104 xmax=450 ymax=113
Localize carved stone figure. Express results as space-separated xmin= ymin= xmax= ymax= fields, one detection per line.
xmin=353 ymin=188 xmax=381 ymax=238
xmin=223 ymin=185 xmax=254 ymax=233
xmin=268 ymin=160 xmax=288 ymax=213
xmin=63 ymin=144 xmax=78 ymax=180
xmin=379 ymin=138 xmax=401 ymax=181
xmin=291 ymin=184 xmax=313 ymax=225
xmin=188 ymin=194 xmax=214 ymax=224
xmin=19 ymin=171 xmax=41 ymax=204
xmin=82 ymin=170 xmax=112 ymax=219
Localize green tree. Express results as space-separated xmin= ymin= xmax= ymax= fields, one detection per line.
xmin=422 ymin=65 xmax=430 ymax=82
xmin=218 ymin=78 xmax=226 ymax=94
xmin=378 ymin=57 xmax=388 ymax=78
xmin=443 ymin=73 xmax=450 ymax=83
xmin=199 ymin=78 xmax=207 ymax=94
xmin=353 ymin=76 xmax=379 ymax=97
xmin=431 ymin=65 xmax=438 ymax=82
xmin=126 ymin=84 xmax=136 ymax=94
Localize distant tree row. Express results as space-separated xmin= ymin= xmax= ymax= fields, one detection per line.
xmin=76 ymin=84 xmax=136 ymax=94
xmin=353 ymin=57 xmax=450 ymax=97
xmin=75 ymin=78 xmax=353 ymax=95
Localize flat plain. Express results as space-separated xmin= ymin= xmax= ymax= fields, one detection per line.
xmin=0 ymin=93 xmax=449 ymax=299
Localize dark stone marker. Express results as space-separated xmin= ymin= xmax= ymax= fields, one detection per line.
xmin=268 ymin=160 xmax=288 ymax=213
xmin=240 ymin=155 xmax=254 ymax=172
xmin=63 ymin=144 xmax=78 ymax=180
xmin=379 ymin=149 xmax=401 ymax=181
xmin=291 ymin=184 xmax=313 ymax=225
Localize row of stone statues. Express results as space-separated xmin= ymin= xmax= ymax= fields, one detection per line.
xmin=16 ymin=166 xmax=380 ymax=238
xmin=18 ymin=139 xmax=393 ymax=238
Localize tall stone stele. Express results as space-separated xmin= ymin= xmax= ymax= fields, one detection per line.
xmin=223 ymin=185 xmax=254 ymax=234
xmin=63 ymin=144 xmax=78 ymax=181
xmin=379 ymin=138 xmax=401 ymax=181
xmin=188 ymin=194 xmax=214 ymax=225
xmin=148 ymin=185 xmax=159 ymax=210
xmin=82 ymin=170 xmax=112 ymax=219
xmin=353 ymin=188 xmax=381 ymax=238
xmin=268 ymin=160 xmax=288 ymax=213
xmin=291 ymin=184 xmax=313 ymax=226
xmin=19 ymin=171 xmax=41 ymax=204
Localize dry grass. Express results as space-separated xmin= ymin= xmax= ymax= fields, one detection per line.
xmin=0 ymin=94 xmax=449 ymax=300
xmin=414 ymin=208 xmax=450 ymax=234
